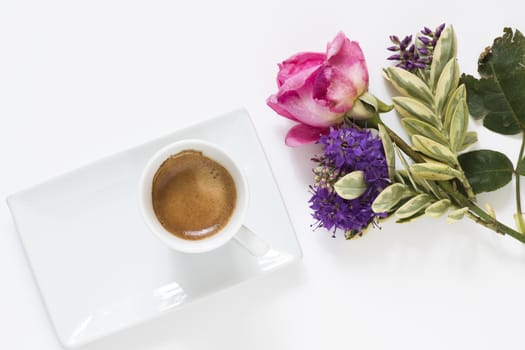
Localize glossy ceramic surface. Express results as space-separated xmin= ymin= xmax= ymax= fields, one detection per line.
xmin=7 ymin=109 xmax=301 ymax=348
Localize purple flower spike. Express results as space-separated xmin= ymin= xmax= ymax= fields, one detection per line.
xmin=387 ymin=23 xmax=446 ymax=72
xmin=387 ymin=54 xmax=402 ymax=60
xmin=418 ymin=36 xmax=431 ymax=45
xmin=422 ymin=27 xmax=433 ymax=35
xmin=435 ymin=23 xmax=446 ymax=36
xmin=310 ymin=125 xmax=390 ymax=236
xmin=400 ymin=35 xmax=412 ymax=49
xmin=389 ymin=35 xmax=400 ymax=44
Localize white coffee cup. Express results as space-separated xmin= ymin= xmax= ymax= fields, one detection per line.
xmin=139 ymin=139 xmax=268 ymax=256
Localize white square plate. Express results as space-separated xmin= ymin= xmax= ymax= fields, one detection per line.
xmin=7 ymin=109 xmax=301 ymax=348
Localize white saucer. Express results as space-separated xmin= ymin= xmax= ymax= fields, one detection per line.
xmin=7 ymin=109 xmax=301 ymax=348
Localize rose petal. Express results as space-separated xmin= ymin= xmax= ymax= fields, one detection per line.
xmin=326 ymin=32 xmax=369 ymax=97
xmin=267 ymin=32 xmax=369 ymax=134
xmin=277 ymin=65 xmax=319 ymax=96
xmin=266 ymin=94 xmax=299 ymax=122
xmin=271 ymin=66 xmax=344 ymax=127
xmin=267 ymin=65 xmax=320 ymax=122
xmin=308 ymin=32 xmax=369 ymax=114
xmin=313 ymin=65 xmax=357 ymax=113
xmin=277 ymin=52 xmax=325 ymax=87
xmin=285 ymin=124 xmax=328 ymax=147
xmin=326 ymin=32 xmax=346 ymax=59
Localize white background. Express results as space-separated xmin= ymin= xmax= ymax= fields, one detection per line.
xmin=2 ymin=1 xmax=525 ymax=349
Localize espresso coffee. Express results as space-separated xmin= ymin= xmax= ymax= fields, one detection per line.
xmin=151 ymin=150 xmax=237 ymax=240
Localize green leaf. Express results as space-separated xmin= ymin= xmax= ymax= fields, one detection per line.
xmin=460 ymin=28 xmax=525 ymax=135
xmin=412 ymin=135 xmax=458 ymax=166
xmin=393 ymin=96 xmax=440 ymax=128
xmin=395 ymin=194 xmax=434 ymax=219
xmin=378 ymin=124 xmax=395 ymax=181
xmin=461 ymin=75 xmax=521 ymax=134
xmin=447 ymin=207 xmax=469 ymax=223
xmin=460 ymin=75 xmax=490 ymax=119
xmin=430 ymin=25 xmax=457 ymax=90
xmin=458 ymin=149 xmax=514 ymax=193
xmin=334 ymin=171 xmax=368 ymax=200
xmin=517 ymin=157 xmax=525 ymax=176
xmin=401 ymin=118 xmax=448 ymax=146
xmin=371 ymin=183 xmax=414 ymax=213
xmin=384 ymin=67 xmax=434 ymax=106
xmin=425 ymin=199 xmax=452 ymax=218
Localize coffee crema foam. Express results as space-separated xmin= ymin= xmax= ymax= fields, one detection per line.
xmin=151 ymin=150 xmax=237 ymax=240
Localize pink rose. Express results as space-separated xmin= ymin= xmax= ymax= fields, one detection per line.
xmin=267 ymin=32 xmax=369 ymax=146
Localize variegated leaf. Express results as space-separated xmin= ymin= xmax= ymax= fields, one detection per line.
xmin=422 ymin=179 xmax=443 ymax=200
xmin=345 ymin=218 xmax=386 ymax=239
xmin=371 ymin=183 xmax=414 ymax=213
xmin=345 ymin=229 xmax=364 ymax=240
xmin=447 ymin=207 xmax=469 ymax=223
xmin=395 ymin=194 xmax=434 ymax=219
xmin=485 ymin=203 xmax=496 ymax=220
xmin=425 ymin=199 xmax=452 ymax=218
xmin=396 ymin=211 xmax=426 ymax=223
xmin=412 ymin=135 xmax=458 ymax=166
xmin=358 ymin=92 xmax=394 ymax=113
xmin=444 ymin=84 xmax=466 ymax=130
xmin=410 ymin=163 xmax=462 ymax=180
xmin=385 ymin=67 xmax=434 ymax=106
xmin=378 ymin=124 xmax=395 ymax=181
xmin=458 ymin=131 xmax=478 ymax=151
xmin=449 ymin=98 xmax=469 ymax=152
xmin=430 ymin=25 xmax=457 ymax=90
xmin=407 ymin=165 xmax=440 ymax=189
xmin=334 ymin=170 xmax=368 ymax=200
xmin=401 ymin=118 xmax=448 ymax=146
xmin=434 ymin=59 xmax=460 ymax=115
xmin=396 ymin=169 xmax=409 ymax=180
xmin=420 ymin=155 xmax=446 ymax=164
xmin=418 ymin=179 xmax=439 ymax=197
xmin=514 ymin=213 xmax=525 ymax=234
xmin=395 ymin=145 xmax=420 ymax=191
xmin=393 ymin=96 xmax=440 ymax=128
xmin=395 ymin=170 xmax=407 ymax=184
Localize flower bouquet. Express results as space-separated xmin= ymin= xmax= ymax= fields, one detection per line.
xmin=267 ymin=24 xmax=525 ymax=244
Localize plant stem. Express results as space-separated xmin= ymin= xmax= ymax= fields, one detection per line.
xmin=381 ymin=122 xmax=525 ymax=244
xmin=450 ymin=191 xmax=525 ymax=243
xmin=380 ymin=123 xmax=425 ymax=163
xmin=456 ymin=171 xmax=476 ymax=201
xmin=515 ymin=133 xmax=525 ymax=232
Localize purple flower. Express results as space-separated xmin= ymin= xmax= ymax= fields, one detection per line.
xmin=387 ymin=23 xmax=445 ymax=72
xmin=309 ymin=125 xmax=389 ymax=238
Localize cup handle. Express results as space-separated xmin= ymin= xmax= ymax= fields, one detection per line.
xmin=233 ymin=225 xmax=270 ymax=257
